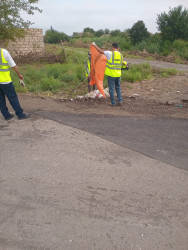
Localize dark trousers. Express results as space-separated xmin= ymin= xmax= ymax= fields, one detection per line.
xmin=108 ymin=76 xmax=122 ymax=105
xmin=0 ymin=82 xmax=23 ymax=119
xmin=88 ymin=77 xmax=96 ymax=93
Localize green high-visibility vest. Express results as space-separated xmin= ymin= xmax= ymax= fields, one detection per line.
xmin=0 ymin=48 xmax=11 ymax=83
xmin=105 ymin=51 xmax=123 ymax=77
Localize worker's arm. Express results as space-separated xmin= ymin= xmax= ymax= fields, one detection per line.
xmin=12 ymin=66 xmax=24 ymax=80
xmin=92 ymin=42 xmax=104 ymax=54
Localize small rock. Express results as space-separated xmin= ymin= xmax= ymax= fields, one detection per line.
xmin=165 ymin=101 xmax=173 ymax=106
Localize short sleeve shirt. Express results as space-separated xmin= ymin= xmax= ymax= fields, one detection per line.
xmin=104 ymin=51 xmax=112 ymax=60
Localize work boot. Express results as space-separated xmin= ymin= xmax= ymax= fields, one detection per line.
xmin=110 ymin=103 xmax=116 ymax=107
xmin=18 ymin=113 xmax=31 ymax=120
xmin=5 ymin=114 xmax=14 ymax=120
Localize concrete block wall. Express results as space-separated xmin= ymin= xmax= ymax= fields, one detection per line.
xmin=0 ymin=29 xmax=44 ymax=57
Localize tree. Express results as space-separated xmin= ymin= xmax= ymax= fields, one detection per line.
xmin=110 ymin=29 xmax=122 ymax=37
xmin=44 ymin=29 xmax=69 ymax=44
xmin=157 ymin=5 xmax=188 ymax=41
xmin=83 ymin=27 xmax=95 ymax=35
xmin=129 ymin=21 xmax=150 ymax=45
xmin=95 ymin=29 xmax=105 ymax=37
xmin=0 ymin=0 xmax=41 ymax=40
xmin=104 ymin=28 xmax=110 ymax=34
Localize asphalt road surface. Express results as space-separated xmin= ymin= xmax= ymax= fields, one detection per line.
xmin=35 ymin=111 xmax=188 ymax=171
xmin=0 ymin=113 xmax=188 ymax=250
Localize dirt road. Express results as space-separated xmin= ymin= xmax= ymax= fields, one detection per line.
xmin=127 ymin=58 xmax=188 ymax=71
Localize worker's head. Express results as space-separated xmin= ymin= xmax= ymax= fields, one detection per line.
xmin=112 ymin=43 xmax=119 ymax=50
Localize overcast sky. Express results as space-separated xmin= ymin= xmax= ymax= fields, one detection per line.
xmin=25 ymin=0 xmax=188 ymax=35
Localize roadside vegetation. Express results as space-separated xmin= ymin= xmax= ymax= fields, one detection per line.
xmin=43 ymin=6 xmax=188 ymax=62
xmin=1 ymin=2 xmax=187 ymax=97
xmin=12 ymin=46 xmax=180 ymax=97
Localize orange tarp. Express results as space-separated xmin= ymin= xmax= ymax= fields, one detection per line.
xmin=89 ymin=44 xmax=107 ymax=97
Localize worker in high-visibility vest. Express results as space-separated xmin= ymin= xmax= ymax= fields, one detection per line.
xmin=121 ymin=61 xmax=129 ymax=71
xmin=85 ymin=51 xmax=96 ymax=93
xmin=0 ymin=48 xmax=30 ymax=120
xmin=92 ymin=42 xmax=127 ymax=106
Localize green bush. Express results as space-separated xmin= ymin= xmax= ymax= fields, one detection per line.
xmin=75 ymin=65 xmax=85 ymax=81
xmin=69 ymin=34 xmax=132 ymax=51
xmin=44 ymin=29 xmax=69 ymax=44
xmin=133 ymin=40 xmax=147 ymax=51
xmin=161 ymin=40 xmax=172 ymax=56
xmin=134 ymin=34 xmax=162 ymax=54
xmin=172 ymin=39 xmax=188 ymax=60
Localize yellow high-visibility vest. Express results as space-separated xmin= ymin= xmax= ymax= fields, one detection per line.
xmin=0 ymin=49 xmax=11 ymax=83
xmin=105 ymin=51 xmax=123 ymax=77
xmin=85 ymin=57 xmax=91 ymax=77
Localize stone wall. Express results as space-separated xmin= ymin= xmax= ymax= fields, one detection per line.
xmin=0 ymin=29 xmax=44 ymax=57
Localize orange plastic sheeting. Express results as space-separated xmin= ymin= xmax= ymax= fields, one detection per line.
xmin=89 ymin=45 xmax=107 ymax=97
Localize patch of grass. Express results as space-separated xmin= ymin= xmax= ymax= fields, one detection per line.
xmin=122 ymin=63 xmax=153 ymax=83
xmin=12 ymin=61 xmax=86 ymax=96
xmin=40 ymin=76 xmax=62 ymax=94
xmin=45 ymin=43 xmax=62 ymax=55
xmin=126 ymin=54 xmax=141 ymax=59
xmin=159 ymin=68 xmax=178 ymax=78
xmin=145 ymin=56 xmax=155 ymax=61
xmin=66 ymin=50 xmax=87 ymax=64
xmin=174 ymin=56 xmax=184 ymax=64
xmin=65 ymin=46 xmax=89 ymax=53
xmin=46 ymin=64 xmax=64 ymax=79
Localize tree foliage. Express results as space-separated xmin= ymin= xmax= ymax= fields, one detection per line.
xmin=44 ymin=29 xmax=69 ymax=44
xmin=110 ymin=29 xmax=122 ymax=37
xmin=83 ymin=27 xmax=95 ymax=35
xmin=129 ymin=21 xmax=150 ymax=45
xmin=95 ymin=29 xmax=105 ymax=37
xmin=157 ymin=5 xmax=188 ymax=41
xmin=0 ymin=0 xmax=41 ymax=40
xmin=104 ymin=28 xmax=110 ymax=34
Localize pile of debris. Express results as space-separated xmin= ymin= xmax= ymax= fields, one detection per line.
xmin=77 ymin=88 xmax=110 ymax=99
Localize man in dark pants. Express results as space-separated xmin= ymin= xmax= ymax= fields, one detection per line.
xmin=0 ymin=48 xmax=30 ymax=120
xmin=92 ymin=42 xmax=125 ymax=106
